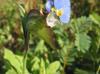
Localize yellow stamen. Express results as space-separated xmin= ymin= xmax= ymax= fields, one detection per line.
xmin=56 ymin=9 xmax=63 ymax=16
xmin=51 ymin=7 xmax=63 ymax=16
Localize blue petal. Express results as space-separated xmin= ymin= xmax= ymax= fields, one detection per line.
xmin=54 ymin=0 xmax=71 ymax=23
xmin=45 ymin=0 xmax=53 ymax=12
xmin=45 ymin=1 xmax=51 ymax=12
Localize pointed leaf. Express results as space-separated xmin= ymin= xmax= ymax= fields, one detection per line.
xmin=40 ymin=59 xmax=46 ymax=74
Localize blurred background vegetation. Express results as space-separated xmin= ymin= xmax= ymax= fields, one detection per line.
xmin=0 ymin=0 xmax=100 ymax=74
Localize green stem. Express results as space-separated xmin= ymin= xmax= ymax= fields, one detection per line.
xmin=22 ymin=50 xmax=28 ymax=74
xmin=96 ymin=65 xmax=100 ymax=74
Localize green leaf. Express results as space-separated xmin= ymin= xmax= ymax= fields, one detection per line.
xmin=4 ymin=48 xmax=29 ymax=74
xmin=6 ymin=68 xmax=17 ymax=74
xmin=75 ymin=33 xmax=91 ymax=53
xmin=18 ymin=4 xmax=25 ymax=17
xmin=35 ymin=40 xmax=48 ymax=54
xmin=46 ymin=61 xmax=60 ymax=74
xmin=75 ymin=69 xmax=95 ymax=74
xmin=4 ymin=49 xmax=22 ymax=73
xmin=31 ymin=57 xmax=40 ymax=71
xmin=90 ymin=13 xmax=100 ymax=27
xmin=40 ymin=58 xmax=46 ymax=74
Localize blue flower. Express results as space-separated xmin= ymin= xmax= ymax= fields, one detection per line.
xmin=45 ymin=0 xmax=71 ymax=23
xmin=54 ymin=0 xmax=71 ymax=23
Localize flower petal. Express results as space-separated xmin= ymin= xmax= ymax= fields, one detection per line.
xmin=45 ymin=0 xmax=53 ymax=12
xmin=46 ymin=12 xmax=58 ymax=27
xmin=54 ymin=0 xmax=71 ymax=23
